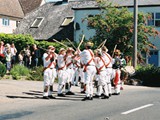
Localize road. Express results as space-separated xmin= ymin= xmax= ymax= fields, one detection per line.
xmin=0 ymin=80 xmax=160 ymax=120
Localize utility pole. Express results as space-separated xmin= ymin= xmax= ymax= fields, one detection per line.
xmin=133 ymin=0 xmax=138 ymax=68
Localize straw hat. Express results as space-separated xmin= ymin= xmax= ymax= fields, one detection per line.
xmin=85 ymin=42 xmax=94 ymax=47
xmin=48 ymin=45 xmax=55 ymax=50
xmin=67 ymin=47 xmax=75 ymax=52
xmin=59 ymin=48 xmax=65 ymax=54
xmin=101 ymin=46 xmax=108 ymax=52
xmin=114 ymin=49 xmax=121 ymax=55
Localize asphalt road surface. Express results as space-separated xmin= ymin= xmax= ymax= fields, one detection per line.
xmin=0 ymin=80 xmax=160 ymax=120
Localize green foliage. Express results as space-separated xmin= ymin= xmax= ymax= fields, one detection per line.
xmin=132 ymin=65 xmax=160 ymax=86
xmin=10 ymin=64 xmax=30 ymax=80
xmin=28 ymin=66 xmax=43 ymax=81
xmin=88 ymin=0 xmax=159 ymax=59
xmin=0 ymin=63 xmax=6 ymax=78
xmin=0 ymin=33 xmax=35 ymax=53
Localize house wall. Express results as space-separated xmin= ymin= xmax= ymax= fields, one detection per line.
xmin=0 ymin=17 xmax=17 ymax=34
xmin=73 ymin=6 xmax=160 ymax=66
xmin=74 ymin=9 xmax=100 ymax=42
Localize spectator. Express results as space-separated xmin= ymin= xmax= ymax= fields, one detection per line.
xmin=0 ymin=41 xmax=5 ymax=63
xmin=31 ymin=44 xmax=41 ymax=67
xmin=18 ymin=50 xmax=24 ymax=65
xmin=23 ymin=45 xmax=31 ymax=68
xmin=5 ymin=48 xmax=12 ymax=74
xmin=10 ymin=43 xmax=17 ymax=65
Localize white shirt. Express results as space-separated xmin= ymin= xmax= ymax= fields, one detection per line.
xmin=11 ymin=47 xmax=17 ymax=56
xmin=94 ymin=56 xmax=106 ymax=71
xmin=80 ymin=49 xmax=95 ymax=66
xmin=102 ymin=52 xmax=112 ymax=68
xmin=43 ymin=53 xmax=50 ymax=67
xmin=57 ymin=54 xmax=66 ymax=69
xmin=66 ymin=55 xmax=73 ymax=69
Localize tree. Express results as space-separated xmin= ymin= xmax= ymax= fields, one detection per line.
xmin=87 ymin=0 xmax=159 ymax=62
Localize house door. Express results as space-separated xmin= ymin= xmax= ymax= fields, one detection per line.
xmin=148 ymin=51 xmax=158 ymax=66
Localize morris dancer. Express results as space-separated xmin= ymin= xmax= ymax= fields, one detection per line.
xmin=65 ymin=47 xmax=75 ymax=95
xmin=57 ymin=48 xmax=68 ymax=97
xmin=42 ymin=46 xmax=57 ymax=99
xmin=79 ymin=42 xmax=96 ymax=101
xmin=101 ymin=46 xmax=113 ymax=97
xmin=94 ymin=49 xmax=109 ymax=99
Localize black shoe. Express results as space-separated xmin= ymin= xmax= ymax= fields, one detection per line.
xmin=101 ymin=95 xmax=109 ymax=99
xmin=43 ymin=96 xmax=50 ymax=99
xmin=112 ymin=93 xmax=120 ymax=95
xmin=81 ymin=91 xmax=85 ymax=94
xmin=48 ymin=95 xmax=56 ymax=99
xmin=93 ymin=95 xmax=101 ymax=98
xmin=66 ymin=91 xmax=75 ymax=95
xmin=57 ymin=93 xmax=66 ymax=97
xmin=109 ymin=93 xmax=112 ymax=97
xmin=81 ymin=96 xmax=90 ymax=101
xmin=89 ymin=97 xmax=93 ymax=100
xmin=101 ymin=93 xmax=105 ymax=96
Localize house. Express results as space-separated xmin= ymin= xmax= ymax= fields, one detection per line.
xmin=0 ymin=0 xmax=45 ymax=34
xmin=19 ymin=0 xmax=46 ymax=15
xmin=0 ymin=0 xmax=24 ymax=33
xmin=14 ymin=1 xmax=80 ymax=41
xmin=72 ymin=0 xmax=160 ymax=67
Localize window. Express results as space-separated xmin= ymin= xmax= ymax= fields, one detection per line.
xmin=16 ymin=21 xmax=20 ymax=27
xmin=2 ymin=18 xmax=10 ymax=26
xmin=148 ymin=13 xmax=160 ymax=27
xmin=31 ymin=17 xmax=44 ymax=28
xmin=61 ymin=17 xmax=73 ymax=26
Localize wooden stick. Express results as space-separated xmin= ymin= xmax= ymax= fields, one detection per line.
xmin=77 ymin=35 xmax=85 ymax=49
xmin=97 ymin=40 xmax=105 ymax=49
xmin=66 ymin=38 xmax=77 ymax=50
xmin=52 ymin=39 xmax=68 ymax=48
xmin=112 ymin=44 xmax=117 ymax=57
xmin=101 ymin=39 xmax=107 ymax=48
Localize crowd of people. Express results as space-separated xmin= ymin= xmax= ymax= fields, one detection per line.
xmin=42 ymin=42 xmax=127 ymax=101
xmin=0 ymin=41 xmax=41 ymax=73
xmin=0 ymin=40 xmax=128 ymax=101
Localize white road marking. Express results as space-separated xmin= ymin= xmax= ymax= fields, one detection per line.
xmin=121 ymin=104 xmax=154 ymax=115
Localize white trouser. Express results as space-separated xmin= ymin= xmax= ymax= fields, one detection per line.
xmin=106 ymin=68 xmax=113 ymax=94
xmin=97 ymin=70 xmax=109 ymax=96
xmin=113 ymin=69 xmax=121 ymax=93
xmin=84 ymin=66 xmax=96 ymax=97
xmin=79 ymin=68 xmax=84 ymax=83
xmin=57 ymin=69 xmax=68 ymax=94
xmin=74 ymin=68 xmax=80 ymax=85
xmin=43 ymin=68 xmax=57 ymax=96
xmin=66 ymin=68 xmax=74 ymax=83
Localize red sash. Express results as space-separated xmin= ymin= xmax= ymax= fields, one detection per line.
xmin=104 ymin=52 xmax=112 ymax=67
xmin=83 ymin=49 xmax=94 ymax=72
xmin=96 ymin=56 xmax=106 ymax=74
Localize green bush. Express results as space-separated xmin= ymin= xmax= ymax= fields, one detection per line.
xmin=0 ymin=33 xmax=35 ymax=53
xmin=0 ymin=63 xmax=6 ymax=78
xmin=10 ymin=64 xmax=30 ymax=80
xmin=28 ymin=66 xmax=43 ymax=81
xmin=132 ymin=65 xmax=160 ymax=87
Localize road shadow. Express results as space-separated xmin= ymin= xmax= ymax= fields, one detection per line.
xmin=0 ymin=111 xmax=33 ymax=120
xmin=6 ymin=90 xmax=88 ymax=101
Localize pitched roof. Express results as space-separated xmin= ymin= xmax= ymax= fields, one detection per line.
xmin=72 ymin=0 xmax=160 ymax=9
xmin=109 ymin=0 xmax=160 ymax=6
xmin=18 ymin=0 xmax=43 ymax=15
xmin=0 ymin=0 xmax=24 ymax=19
xmin=14 ymin=2 xmax=76 ymax=40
